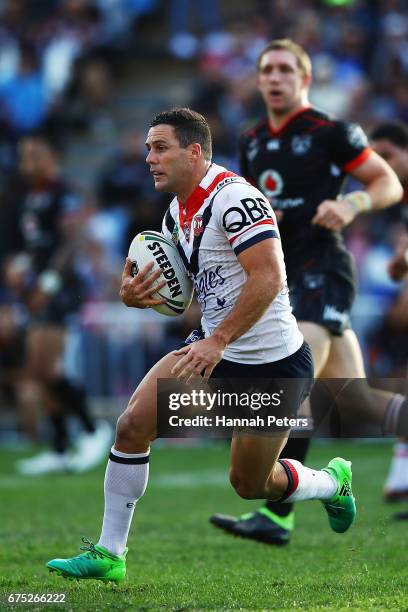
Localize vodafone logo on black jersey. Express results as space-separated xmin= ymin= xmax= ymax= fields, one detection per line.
xmin=259 ymin=170 xmax=283 ymax=198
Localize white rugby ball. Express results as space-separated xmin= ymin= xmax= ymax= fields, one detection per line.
xmin=128 ymin=230 xmax=193 ymax=316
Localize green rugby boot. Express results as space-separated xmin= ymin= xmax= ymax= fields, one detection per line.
xmin=210 ymin=508 xmax=294 ymax=545
xmin=47 ymin=538 xmax=126 ymax=583
xmin=322 ymin=457 xmax=356 ymax=533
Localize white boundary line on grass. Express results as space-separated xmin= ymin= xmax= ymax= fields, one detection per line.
xmin=0 ymin=470 xmax=228 ymax=489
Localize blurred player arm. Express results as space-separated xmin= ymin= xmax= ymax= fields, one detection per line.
xmin=44 ymin=191 xmax=91 ymax=278
xmin=347 ymin=151 xmax=403 ymax=211
xmin=30 ymin=196 xmax=90 ymax=309
xmin=388 ymin=236 xmax=408 ymax=281
xmin=312 ymin=152 xmax=403 ymax=231
xmin=12 ymin=191 xmax=90 ymax=311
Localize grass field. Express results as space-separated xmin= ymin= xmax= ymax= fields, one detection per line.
xmin=0 ymin=440 xmax=407 ymax=611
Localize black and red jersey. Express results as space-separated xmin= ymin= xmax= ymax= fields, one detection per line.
xmin=239 ymin=106 xmax=372 ymax=266
xmin=17 ymin=177 xmax=84 ymax=274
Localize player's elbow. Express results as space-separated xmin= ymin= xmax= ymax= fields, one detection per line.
xmin=262 ymin=270 xmax=285 ymax=298
xmin=392 ymin=177 xmax=404 ymax=203
xmin=380 ymin=167 xmax=404 ymax=205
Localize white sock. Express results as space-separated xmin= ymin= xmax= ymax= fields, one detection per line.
xmin=98 ymin=447 xmax=150 ymax=556
xmin=279 ymin=459 xmax=337 ymax=502
xmin=384 ymin=442 xmax=408 ymax=492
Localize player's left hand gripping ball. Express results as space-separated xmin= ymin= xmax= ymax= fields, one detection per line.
xmin=128 ymin=230 xmax=193 ymax=316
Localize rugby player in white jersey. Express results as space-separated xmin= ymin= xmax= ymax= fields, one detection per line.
xmin=46 ymin=108 xmax=356 ymax=583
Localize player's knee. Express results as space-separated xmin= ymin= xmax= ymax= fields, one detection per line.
xmin=229 ymin=468 xmax=257 ymax=499
xmin=116 ymin=400 xmax=155 ymax=448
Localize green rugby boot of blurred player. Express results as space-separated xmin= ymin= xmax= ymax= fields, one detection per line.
xmin=210 ymin=508 xmax=294 ymax=545
xmin=47 ymin=538 xmax=126 ymax=583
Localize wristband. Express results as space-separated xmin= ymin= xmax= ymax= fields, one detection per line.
xmin=38 ymin=270 xmax=62 ymax=295
xmin=342 ymin=191 xmax=372 ymax=214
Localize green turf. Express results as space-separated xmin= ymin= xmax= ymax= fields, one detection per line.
xmin=0 ymin=441 xmax=407 ymax=610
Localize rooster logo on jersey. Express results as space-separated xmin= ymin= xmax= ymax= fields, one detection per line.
xmin=192 ymin=215 xmax=203 ymax=237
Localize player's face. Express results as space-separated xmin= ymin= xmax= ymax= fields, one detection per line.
xmin=257 ymin=50 xmax=310 ymax=115
xmin=372 ymin=139 xmax=408 ymax=185
xmin=145 ymin=125 xmax=191 ymax=194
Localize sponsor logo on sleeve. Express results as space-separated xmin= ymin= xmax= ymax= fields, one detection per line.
xmin=216 ymin=176 xmax=240 ymax=190
xmin=222 ymin=197 xmax=274 ymax=233
xmin=346 ymin=123 xmax=368 ymax=149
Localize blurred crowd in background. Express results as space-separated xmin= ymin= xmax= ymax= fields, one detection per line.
xmin=0 ymin=0 xmax=407 ymax=449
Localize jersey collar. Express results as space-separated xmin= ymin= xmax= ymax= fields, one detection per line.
xmin=177 ymin=163 xmax=236 ymax=239
xmin=177 ymin=163 xmax=216 ymax=211
xmin=268 ymin=105 xmax=311 ymax=137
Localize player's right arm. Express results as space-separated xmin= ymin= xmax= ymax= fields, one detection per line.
xmin=388 ymin=237 xmax=408 ymax=281
xmin=347 ymin=151 xmax=403 ymax=211
xmin=171 ymin=236 xmax=284 ymax=381
xmin=212 ymin=237 xmax=285 ymax=347
xmin=312 ymin=121 xmax=403 ymax=231
xmin=119 ymin=259 xmax=166 ymax=308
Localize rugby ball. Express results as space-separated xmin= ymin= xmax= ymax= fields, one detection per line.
xmin=128 ymin=230 xmax=193 ymax=316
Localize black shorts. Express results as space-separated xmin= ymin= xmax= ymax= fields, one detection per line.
xmin=181 ymin=328 xmax=313 ymax=380
xmin=179 ymin=329 xmax=314 ymax=431
xmin=287 ymin=246 xmax=357 ymax=336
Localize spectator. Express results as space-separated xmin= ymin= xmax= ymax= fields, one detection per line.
xmin=0 ymin=43 xmax=49 ymax=134
xmin=168 ymin=0 xmax=223 ymax=59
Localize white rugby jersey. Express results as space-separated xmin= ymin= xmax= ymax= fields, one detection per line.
xmin=162 ymin=163 xmax=303 ymax=364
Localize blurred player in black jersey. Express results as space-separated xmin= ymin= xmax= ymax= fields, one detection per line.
xmin=371 ymin=121 xmax=408 ymax=512
xmin=1 ymin=133 xmax=112 ymax=474
xmin=371 ymin=122 xmax=408 ymax=284
xmin=210 ymin=39 xmax=406 ymax=544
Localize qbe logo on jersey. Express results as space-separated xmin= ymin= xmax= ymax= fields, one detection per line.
xmin=222 ymin=197 xmax=274 ymax=233
xmin=259 ymin=170 xmax=283 ymax=198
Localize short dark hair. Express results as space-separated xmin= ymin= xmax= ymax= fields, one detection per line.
xmin=370 ymin=121 xmax=408 ymax=149
xmin=150 ymin=107 xmax=212 ymax=160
